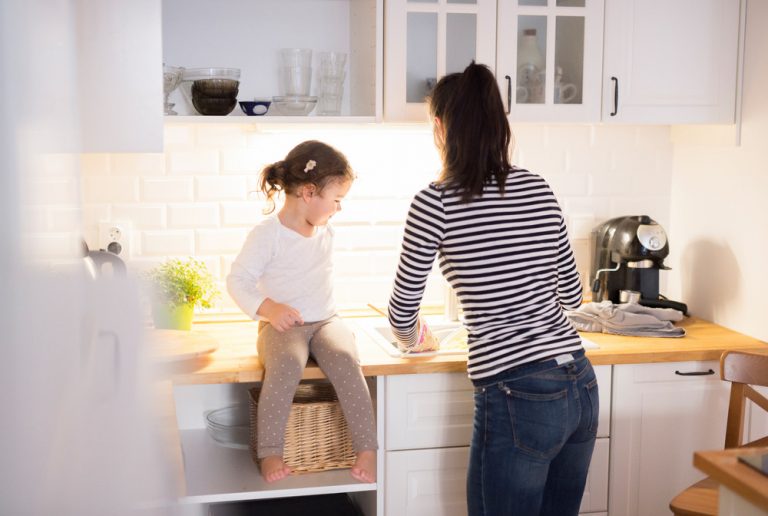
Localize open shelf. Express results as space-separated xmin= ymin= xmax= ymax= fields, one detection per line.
xmin=179 ymin=429 xmax=376 ymax=505
xmin=164 ymin=115 xmax=378 ymax=124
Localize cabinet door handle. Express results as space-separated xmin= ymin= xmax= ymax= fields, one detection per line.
xmin=610 ymin=76 xmax=619 ymax=116
xmin=505 ymin=75 xmax=512 ymax=115
xmin=674 ymin=369 xmax=715 ymax=376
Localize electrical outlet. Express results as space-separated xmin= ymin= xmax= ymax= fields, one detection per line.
xmin=98 ymin=221 xmax=132 ymax=258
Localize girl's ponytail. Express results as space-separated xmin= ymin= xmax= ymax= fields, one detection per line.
xmin=259 ymin=161 xmax=286 ymax=214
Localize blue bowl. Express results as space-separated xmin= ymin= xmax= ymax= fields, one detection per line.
xmin=239 ymin=100 xmax=271 ymax=116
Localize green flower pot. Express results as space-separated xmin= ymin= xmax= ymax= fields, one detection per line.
xmin=152 ymin=303 xmax=194 ymax=331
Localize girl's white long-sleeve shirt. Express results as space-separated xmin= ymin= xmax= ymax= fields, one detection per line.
xmin=388 ymin=169 xmax=584 ymax=381
xmin=227 ymin=215 xmax=336 ymax=323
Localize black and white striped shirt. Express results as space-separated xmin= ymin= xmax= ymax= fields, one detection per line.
xmin=388 ymin=168 xmax=584 ymax=381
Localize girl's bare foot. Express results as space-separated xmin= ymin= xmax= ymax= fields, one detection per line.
xmin=260 ymin=456 xmax=292 ymax=483
xmin=350 ymin=450 xmax=377 ymax=483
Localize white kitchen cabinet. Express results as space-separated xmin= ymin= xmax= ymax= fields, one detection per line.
xmin=383 ymin=0 xmax=496 ymax=121
xmin=602 ymin=0 xmax=741 ymax=123
xmin=161 ymin=0 xmax=382 ymax=121
xmin=384 ymin=367 xmax=612 ymax=515
xmin=496 ymin=0 xmax=604 ymax=123
xmin=609 ymin=360 xmax=735 ymax=516
xmin=77 ymin=0 xmax=163 ymax=152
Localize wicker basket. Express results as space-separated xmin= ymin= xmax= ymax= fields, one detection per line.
xmin=248 ymin=382 xmax=356 ymax=473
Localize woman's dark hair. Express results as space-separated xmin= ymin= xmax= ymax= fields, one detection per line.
xmin=427 ymin=62 xmax=514 ymax=202
xmin=259 ymin=140 xmax=355 ymax=214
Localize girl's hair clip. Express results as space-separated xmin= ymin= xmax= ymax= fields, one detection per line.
xmin=304 ymin=160 xmax=317 ymax=173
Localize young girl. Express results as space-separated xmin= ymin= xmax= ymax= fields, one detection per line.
xmin=388 ymin=63 xmax=598 ymax=516
xmin=227 ymin=140 xmax=377 ymax=483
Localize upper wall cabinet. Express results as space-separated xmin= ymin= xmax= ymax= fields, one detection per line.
xmin=162 ymin=0 xmax=382 ymax=121
xmin=602 ymin=0 xmax=741 ymax=124
xmin=78 ymin=0 xmax=163 ymax=152
xmin=384 ymin=0 xmax=496 ymax=121
xmin=496 ymin=0 xmax=604 ymax=123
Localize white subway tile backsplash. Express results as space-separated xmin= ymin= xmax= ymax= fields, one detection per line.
xmin=82 ymin=176 xmax=139 ymax=203
xmin=220 ymin=149 xmax=267 ymax=175
xmin=545 ymin=173 xmax=589 ymax=197
xmin=548 ymin=125 xmax=592 ymax=149
xmin=197 ymin=229 xmax=250 ymax=254
xmin=36 ymin=153 xmax=80 ymax=178
xmin=196 ymin=176 xmax=250 ymax=200
xmin=30 ymin=177 xmax=79 ymax=207
xmin=23 ymin=231 xmax=82 ymax=260
xmin=221 ymin=202 xmax=264 ymax=226
xmin=47 ymin=205 xmax=82 ymax=232
xmin=568 ymin=147 xmax=612 ymax=175
xmin=333 ymin=224 xmax=405 ymax=251
xmin=591 ymin=126 xmax=642 ymax=148
xmin=163 ymin=124 xmax=196 ymax=149
xmin=589 ymin=172 xmax=632 ymax=196
xmin=111 ymin=204 xmax=166 ymax=229
xmin=334 ymin=198 xmax=410 ymax=225
xmin=510 ymin=125 xmax=549 ymax=150
xmin=517 ymin=148 xmax=568 ymax=177
xmin=167 ymin=150 xmax=219 ymax=175
xmin=80 ymin=154 xmax=110 ymax=176
xmin=111 ymin=153 xmax=165 ymax=176
xmin=168 ymin=203 xmax=220 ymax=228
xmin=141 ymin=230 xmax=195 ymax=256
xmin=196 ymin=125 xmax=249 ymax=148
xmin=142 ymin=177 xmax=195 ymax=202
xmin=78 ymin=123 xmax=673 ymax=312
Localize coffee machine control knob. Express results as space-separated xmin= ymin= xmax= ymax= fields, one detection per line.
xmin=637 ymin=224 xmax=667 ymax=251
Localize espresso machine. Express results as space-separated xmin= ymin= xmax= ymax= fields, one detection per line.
xmin=590 ymin=215 xmax=688 ymax=314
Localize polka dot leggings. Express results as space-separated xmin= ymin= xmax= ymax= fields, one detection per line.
xmin=255 ymin=315 xmax=378 ymax=458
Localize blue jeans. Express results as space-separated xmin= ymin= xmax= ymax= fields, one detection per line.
xmin=467 ymin=350 xmax=599 ymax=516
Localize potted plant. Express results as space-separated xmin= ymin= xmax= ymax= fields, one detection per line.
xmin=145 ymin=257 xmax=219 ymax=330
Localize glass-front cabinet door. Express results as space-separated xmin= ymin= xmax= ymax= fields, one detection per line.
xmin=384 ymin=0 xmax=496 ymax=121
xmin=497 ymin=0 xmax=603 ymax=122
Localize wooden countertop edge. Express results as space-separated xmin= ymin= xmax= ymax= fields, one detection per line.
xmin=162 ymin=317 xmax=767 ymax=385
xmin=694 ymin=447 xmax=768 ymax=511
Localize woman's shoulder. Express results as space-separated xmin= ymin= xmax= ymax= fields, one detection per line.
xmin=506 ymin=167 xmax=553 ymax=189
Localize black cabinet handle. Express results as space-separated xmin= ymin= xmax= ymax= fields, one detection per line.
xmin=675 ymin=369 xmax=715 ymax=376
xmin=610 ymin=76 xmax=618 ymax=116
xmin=505 ymin=75 xmax=512 ymax=115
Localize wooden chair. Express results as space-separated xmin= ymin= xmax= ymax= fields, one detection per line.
xmin=669 ymin=350 xmax=768 ymax=515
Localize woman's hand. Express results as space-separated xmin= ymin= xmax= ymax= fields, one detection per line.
xmin=414 ymin=317 xmax=439 ymax=352
xmin=258 ymin=298 xmax=304 ymax=332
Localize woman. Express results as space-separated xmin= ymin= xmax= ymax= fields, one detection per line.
xmin=387 ymin=62 xmax=598 ymax=516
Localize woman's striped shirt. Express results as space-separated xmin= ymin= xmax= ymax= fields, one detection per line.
xmin=387 ymin=168 xmax=584 ymax=381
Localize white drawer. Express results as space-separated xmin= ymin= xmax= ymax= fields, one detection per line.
xmin=385 ymin=447 xmax=470 ymax=516
xmin=385 ymin=373 xmax=474 ymax=450
xmin=384 ymin=438 xmax=609 ymax=515
xmin=385 ymin=365 xmax=611 ymax=450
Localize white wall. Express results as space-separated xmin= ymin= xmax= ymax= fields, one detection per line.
xmin=667 ymin=0 xmax=768 ymax=341
xmin=77 ymin=123 xmax=672 ymax=314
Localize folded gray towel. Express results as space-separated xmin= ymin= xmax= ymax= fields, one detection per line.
xmin=566 ymin=301 xmax=686 ymax=338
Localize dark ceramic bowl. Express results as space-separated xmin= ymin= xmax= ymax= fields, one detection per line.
xmin=239 ymin=100 xmax=272 ymax=116
xmin=192 ymin=96 xmax=238 ymax=116
xmin=192 ymin=79 xmax=239 ymax=98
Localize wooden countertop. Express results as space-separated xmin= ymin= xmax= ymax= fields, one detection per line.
xmin=158 ymin=315 xmax=767 ymax=385
xmin=694 ymin=447 xmax=768 ymax=512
